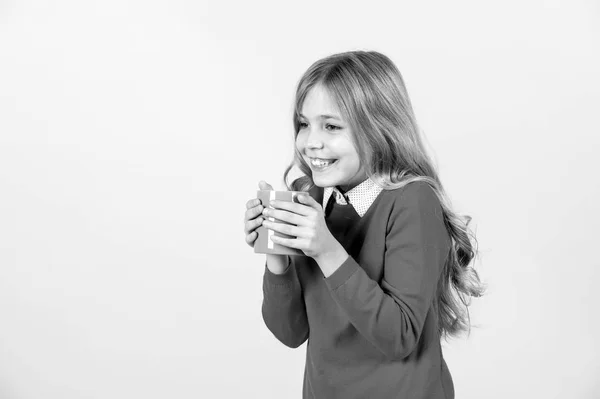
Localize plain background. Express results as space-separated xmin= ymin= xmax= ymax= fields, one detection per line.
xmin=1 ymin=0 xmax=599 ymax=398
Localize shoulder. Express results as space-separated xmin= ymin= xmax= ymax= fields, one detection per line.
xmin=383 ymin=180 xmax=442 ymax=212
xmin=378 ymin=181 xmax=451 ymax=250
xmin=380 ymin=180 xmax=446 ymax=231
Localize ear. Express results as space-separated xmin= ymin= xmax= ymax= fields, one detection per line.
xmin=297 ymin=193 xmax=322 ymax=211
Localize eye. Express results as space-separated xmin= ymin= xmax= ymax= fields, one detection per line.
xmin=298 ymin=121 xmax=308 ymax=129
xmin=325 ymin=124 xmax=341 ymax=131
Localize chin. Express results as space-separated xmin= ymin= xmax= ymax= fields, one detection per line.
xmin=311 ymin=174 xmax=340 ymax=188
xmin=310 ymin=176 xmax=327 ymax=187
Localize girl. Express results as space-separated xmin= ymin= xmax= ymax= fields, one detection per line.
xmin=243 ymin=51 xmax=484 ymax=399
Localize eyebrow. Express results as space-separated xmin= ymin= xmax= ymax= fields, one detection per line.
xmin=298 ymin=113 xmax=342 ymax=121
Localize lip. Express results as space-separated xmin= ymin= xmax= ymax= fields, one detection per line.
xmin=308 ymin=156 xmax=337 ymax=161
xmin=308 ymin=157 xmax=338 ymax=172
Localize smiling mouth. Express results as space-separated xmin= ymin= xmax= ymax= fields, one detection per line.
xmin=309 ymin=158 xmax=338 ymax=169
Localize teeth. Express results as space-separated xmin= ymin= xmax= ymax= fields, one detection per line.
xmin=311 ymin=158 xmax=334 ymax=167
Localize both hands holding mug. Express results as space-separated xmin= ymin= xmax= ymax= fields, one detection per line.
xmin=243 ymin=181 xmax=348 ymax=278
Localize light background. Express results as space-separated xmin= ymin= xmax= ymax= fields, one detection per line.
xmin=1 ymin=0 xmax=599 ymax=398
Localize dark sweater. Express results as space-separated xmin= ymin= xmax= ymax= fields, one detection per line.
xmin=261 ymin=181 xmax=454 ymax=398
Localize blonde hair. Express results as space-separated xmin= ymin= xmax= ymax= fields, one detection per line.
xmin=282 ymin=50 xmax=485 ymax=338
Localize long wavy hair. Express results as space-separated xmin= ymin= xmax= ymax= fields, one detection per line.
xmin=282 ymin=50 xmax=485 ymax=338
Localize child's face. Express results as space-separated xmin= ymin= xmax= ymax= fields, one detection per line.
xmin=296 ymin=84 xmax=366 ymax=192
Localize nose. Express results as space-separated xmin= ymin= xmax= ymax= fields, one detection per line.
xmin=306 ymin=139 xmax=323 ymax=149
xmin=304 ymin=126 xmax=325 ymax=150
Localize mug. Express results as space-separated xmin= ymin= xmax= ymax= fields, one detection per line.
xmin=254 ymin=190 xmax=310 ymax=256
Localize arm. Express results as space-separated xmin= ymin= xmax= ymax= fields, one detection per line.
xmin=261 ymin=256 xmax=310 ymax=348
xmin=324 ymin=182 xmax=451 ymax=360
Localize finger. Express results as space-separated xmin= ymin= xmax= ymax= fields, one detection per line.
xmin=246 ymin=198 xmax=261 ymax=210
xmin=245 ymin=204 xmax=264 ymax=221
xmin=269 ymin=235 xmax=300 ymax=249
xmin=262 ymin=208 xmax=306 ymax=226
xmin=268 ymin=198 xmax=314 ymax=217
xmin=296 ymin=193 xmax=323 ymax=211
xmin=244 ymin=216 xmax=264 ymax=234
xmin=245 ymin=231 xmax=258 ymax=246
xmin=258 ymin=180 xmax=274 ymax=191
xmin=262 ymin=219 xmax=301 ymax=237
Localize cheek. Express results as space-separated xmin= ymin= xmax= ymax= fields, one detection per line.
xmin=295 ymin=133 xmax=306 ymax=151
xmin=353 ymin=153 xmax=363 ymax=169
xmin=332 ymin=138 xmax=356 ymax=159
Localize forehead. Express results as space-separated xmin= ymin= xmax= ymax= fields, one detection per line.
xmin=300 ymin=84 xmax=341 ymax=117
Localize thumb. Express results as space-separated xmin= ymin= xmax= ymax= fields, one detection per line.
xmin=258 ymin=180 xmax=274 ymax=191
xmin=297 ymin=192 xmax=322 ymax=210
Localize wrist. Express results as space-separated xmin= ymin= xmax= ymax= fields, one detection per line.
xmin=314 ymin=244 xmax=348 ymax=278
xmin=266 ymin=254 xmax=290 ymax=275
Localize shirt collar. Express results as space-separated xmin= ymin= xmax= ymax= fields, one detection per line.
xmin=322 ymin=178 xmax=383 ymax=217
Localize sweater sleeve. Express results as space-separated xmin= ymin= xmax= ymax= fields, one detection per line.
xmin=261 ymin=257 xmax=309 ymax=348
xmin=324 ymin=182 xmax=451 ymax=360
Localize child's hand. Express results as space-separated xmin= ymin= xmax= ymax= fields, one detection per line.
xmin=261 ymin=194 xmax=343 ymax=262
xmin=244 ymin=180 xmax=273 ymax=248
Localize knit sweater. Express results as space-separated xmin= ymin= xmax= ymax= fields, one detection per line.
xmin=261 ymin=181 xmax=454 ymax=399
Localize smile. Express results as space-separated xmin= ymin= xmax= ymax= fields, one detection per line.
xmin=309 ymin=157 xmax=338 ymax=171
